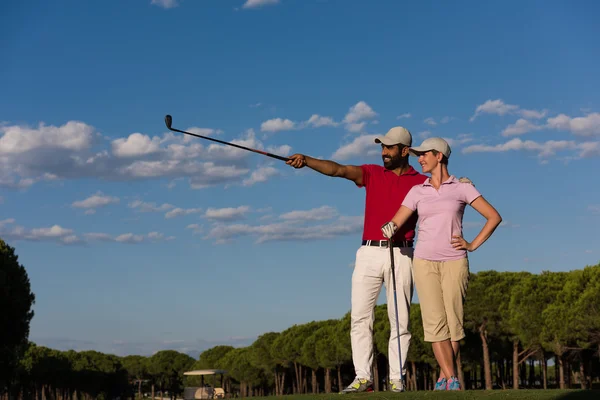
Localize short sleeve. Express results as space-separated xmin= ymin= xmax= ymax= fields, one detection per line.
xmin=356 ymin=164 xmax=373 ymax=188
xmin=460 ymin=182 xmax=482 ymax=204
xmin=401 ymin=186 xmax=420 ymax=211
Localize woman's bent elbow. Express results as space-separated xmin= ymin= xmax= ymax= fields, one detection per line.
xmin=493 ymin=214 xmax=502 ymax=227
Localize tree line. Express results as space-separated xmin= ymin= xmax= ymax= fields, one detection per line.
xmin=2 ymin=237 xmax=599 ymax=399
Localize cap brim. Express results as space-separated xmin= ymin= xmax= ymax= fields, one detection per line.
xmin=408 ymin=146 xmax=431 ymax=156
xmin=374 ymin=136 xmax=395 ymax=145
xmin=375 ymin=136 xmax=410 ymax=146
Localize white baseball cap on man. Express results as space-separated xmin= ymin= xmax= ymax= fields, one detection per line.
xmin=409 ymin=137 xmax=452 ymax=158
xmin=374 ymin=126 xmax=412 ymax=147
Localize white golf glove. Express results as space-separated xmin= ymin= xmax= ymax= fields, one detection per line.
xmin=381 ymin=221 xmax=397 ymax=239
xmin=459 ymin=176 xmax=475 ymax=186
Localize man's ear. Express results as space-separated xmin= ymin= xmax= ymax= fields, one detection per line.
xmin=401 ymin=145 xmax=410 ymax=157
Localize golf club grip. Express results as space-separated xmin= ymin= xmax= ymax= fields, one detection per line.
xmin=171 ymin=127 xmax=290 ymax=162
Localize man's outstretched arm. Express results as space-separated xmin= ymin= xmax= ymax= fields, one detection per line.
xmin=287 ymin=154 xmax=363 ymax=186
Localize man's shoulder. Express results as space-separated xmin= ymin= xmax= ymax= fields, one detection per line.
xmin=360 ymin=163 xmax=383 ymax=170
xmin=409 ymin=172 xmax=428 ymax=185
xmin=359 ymin=163 xmax=385 ymax=176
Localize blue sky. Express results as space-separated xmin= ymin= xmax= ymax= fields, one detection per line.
xmin=1 ymin=0 xmax=599 ymax=357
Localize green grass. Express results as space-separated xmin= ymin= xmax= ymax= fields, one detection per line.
xmin=248 ymin=390 xmax=600 ymax=400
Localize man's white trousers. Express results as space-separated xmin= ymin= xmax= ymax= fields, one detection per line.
xmin=350 ymin=245 xmax=414 ymax=381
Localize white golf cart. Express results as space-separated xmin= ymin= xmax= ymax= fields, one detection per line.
xmin=182 ymin=369 xmax=227 ymax=399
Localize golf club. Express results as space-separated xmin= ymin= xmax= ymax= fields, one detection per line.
xmin=164 ymin=115 xmax=290 ymax=162
xmin=388 ymin=242 xmax=404 ymax=389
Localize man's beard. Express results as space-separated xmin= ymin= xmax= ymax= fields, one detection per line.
xmin=382 ymin=154 xmax=407 ymax=170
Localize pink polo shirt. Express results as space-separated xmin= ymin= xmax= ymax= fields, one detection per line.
xmin=401 ymin=175 xmax=482 ymax=261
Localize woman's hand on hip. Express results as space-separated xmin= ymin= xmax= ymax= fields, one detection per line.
xmin=451 ymin=235 xmax=474 ymax=251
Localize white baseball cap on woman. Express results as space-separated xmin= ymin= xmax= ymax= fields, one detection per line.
xmin=409 ymin=137 xmax=451 ymax=158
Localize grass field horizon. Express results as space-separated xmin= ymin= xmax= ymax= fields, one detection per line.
xmin=245 ymin=389 xmax=600 ymax=400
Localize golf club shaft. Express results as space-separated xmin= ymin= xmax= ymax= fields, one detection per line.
xmin=389 ymin=243 xmax=403 ymax=382
xmin=164 ymin=115 xmax=290 ymax=162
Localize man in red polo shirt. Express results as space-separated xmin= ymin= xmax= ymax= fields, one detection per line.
xmin=286 ymin=126 xmax=427 ymax=393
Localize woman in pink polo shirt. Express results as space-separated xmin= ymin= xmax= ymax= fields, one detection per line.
xmin=380 ymin=137 xmax=502 ymax=391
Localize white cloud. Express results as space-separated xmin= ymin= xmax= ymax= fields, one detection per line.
xmin=114 ymin=233 xmax=144 ymax=243
xmin=589 ymin=205 xmax=600 ymax=215
xmin=331 ymin=134 xmax=379 ymax=160
xmin=128 ymin=200 xmax=203 ymax=219
xmin=344 ymin=101 xmax=377 ymax=124
xmin=186 ymin=224 xmax=203 ymax=235
xmin=0 ymin=220 xmax=78 ymax=245
xmin=259 ymin=103 xmax=377 ymax=134
xmin=115 ymin=233 xmax=145 ymax=244
xmin=267 ymin=144 xmax=292 ymax=157
xmin=205 ymin=129 xmax=264 ymax=159
xmin=519 ymin=109 xmax=548 ymax=119
xmin=546 ymin=112 xmax=600 ymax=137
xmin=260 ymin=118 xmax=295 ymax=132
xmin=424 ymin=116 xmax=453 ymax=126
xmin=243 ymin=166 xmax=280 ymax=186
xmin=306 ymin=114 xmax=339 ymax=128
xmin=129 ymin=200 xmax=175 ymax=213
xmin=0 ymin=218 xmax=173 ymax=245
xmin=501 ymin=118 xmax=544 ymax=136
xmin=396 ymin=113 xmax=411 ymax=119
xmin=204 ymin=214 xmax=363 ymax=244
xmin=345 ymin=122 xmax=366 ymax=133
xmin=84 ymin=233 xmax=113 ymax=241
xmin=151 ymin=0 xmax=178 ymax=9
xmin=442 ymin=134 xmax=473 ymax=148
xmin=186 ymin=127 xmax=224 ymax=137
xmin=30 ymin=225 xmax=73 ymax=238
xmin=470 ymin=99 xmax=547 ymax=121
xmin=279 ymin=205 xmax=338 ymax=221
xmin=72 ymin=192 xmax=119 ymax=210
xmin=112 ymin=133 xmax=162 ymax=158
xmin=242 ymin=0 xmax=279 ymax=8
xmin=463 ymin=135 xmax=599 ymax=160
xmin=418 ymin=131 xmax=432 ymax=139
xmin=577 ymin=141 xmax=600 ymax=158
xmin=61 ymin=235 xmax=81 ymax=244
xmin=85 ymin=231 xmax=173 ymax=244
xmin=462 ymin=138 xmax=577 ymax=158
xmin=165 ymin=207 xmax=203 ymax=219
xmin=0 ymin=120 xmax=287 ymax=189
xmin=0 ymin=121 xmax=94 ymax=154
xmin=204 ymin=206 xmax=251 ymax=221
xmin=188 ymin=163 xmax=250 ymax=189
xmin=424 ymin=117 xmax=437 ymax=126
xmin=342 ymin=101 xmax=377 ymax=133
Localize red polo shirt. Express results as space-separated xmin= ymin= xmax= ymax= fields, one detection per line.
xmin=357 ymin=164 xmax=427 ymax=242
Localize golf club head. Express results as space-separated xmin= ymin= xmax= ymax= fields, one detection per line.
xmin=164 ymin=114 xmax=173 ymax=129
